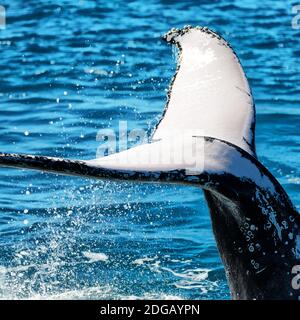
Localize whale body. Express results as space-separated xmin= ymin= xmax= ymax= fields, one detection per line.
xmin=0 ymin=26 xmax=299 ymax=300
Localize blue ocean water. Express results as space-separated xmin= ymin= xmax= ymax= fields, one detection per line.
xmin=0 ymin=0 xmax=299 ymax=299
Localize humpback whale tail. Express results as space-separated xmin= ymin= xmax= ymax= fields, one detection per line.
xmin=0 ymin=26 xmax=256 ymax=180
xmin=0 ymin=26 xmax=299 ymax=300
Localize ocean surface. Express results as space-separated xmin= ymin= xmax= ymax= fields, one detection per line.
xmin=0 ymin=0 xmax=299 ymax=300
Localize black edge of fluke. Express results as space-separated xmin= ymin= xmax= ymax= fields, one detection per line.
xmin=161 ymin=25 xmax=230 ymax=46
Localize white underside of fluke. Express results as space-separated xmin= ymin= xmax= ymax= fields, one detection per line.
xmin=89 ymin=26 xmax=256 ymax=175
xmin=153 ymin=27 xmax=255 ymax=156
xmin=0 ymin=27 xmax=260 ymax=190
xmin=86 ymin=136 xmax=275 ymax=194
xmin=88 ymin=134 xmax=205 ymax=173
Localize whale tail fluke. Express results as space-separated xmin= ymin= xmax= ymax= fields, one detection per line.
xmin=0 ymin=26 xmax=299 ymax=300
xmin=0 ymin=26 xmax=256 ymax=182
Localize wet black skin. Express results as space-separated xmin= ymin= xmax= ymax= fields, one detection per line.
xmin=205 ymin=182 xmax=299 ymax=300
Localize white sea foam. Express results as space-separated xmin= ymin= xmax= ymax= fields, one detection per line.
xmin=132 ymin=256 xmax=157 ymax=265
xmin=132 ymin=255 xmax=218 ymax=294
xmin=82 ymin=251 xmax=109 ymax=263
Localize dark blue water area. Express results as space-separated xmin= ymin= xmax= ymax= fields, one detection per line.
xmin=0 ymin=0 xmax=299 ymax=299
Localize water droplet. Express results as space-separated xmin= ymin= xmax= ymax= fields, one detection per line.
xmin=248 ymin=245 xmax=254 ymax=252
